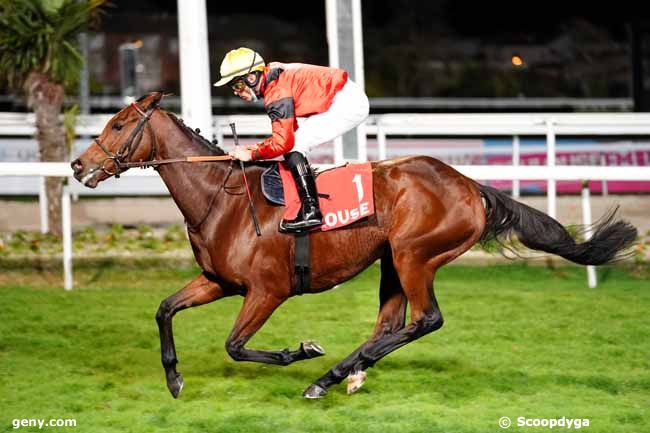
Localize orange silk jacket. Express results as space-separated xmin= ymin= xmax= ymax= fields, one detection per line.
xmin=251 ymin=63 xmax=348 ymax=160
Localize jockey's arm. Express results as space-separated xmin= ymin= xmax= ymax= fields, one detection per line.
xmin=251 ymin=116 xmax=296 ymax=160
xmin=250 ymin=90 xmax=298 ymax=160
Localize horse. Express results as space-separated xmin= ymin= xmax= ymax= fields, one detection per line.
xmin=71 ymin=92 xmax=637 ymax=399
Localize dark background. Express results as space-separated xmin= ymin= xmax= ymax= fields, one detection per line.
xmin=4 ymin=0 xmax=650 ymax=111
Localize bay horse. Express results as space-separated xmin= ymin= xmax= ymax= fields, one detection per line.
xmin=71 ymin=92 xmax=637 ymax=399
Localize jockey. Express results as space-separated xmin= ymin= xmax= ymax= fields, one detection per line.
xmin=214 ymin=47 xmax=370 ymax=233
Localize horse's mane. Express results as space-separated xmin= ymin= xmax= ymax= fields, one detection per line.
xmin=165 ymin=112 xmax=226 ymax=156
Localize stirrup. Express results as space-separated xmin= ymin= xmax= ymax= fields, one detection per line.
xmin=279 ymin=217 xmax=323 ymax=233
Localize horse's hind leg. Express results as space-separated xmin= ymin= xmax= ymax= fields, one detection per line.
xmin=374 ymin=253 xmax=409 ymax=337
xmin=305 ymin=247 xmax=465 ymax=398
xmin=349 ymin=254 xmax=445 ymax=374
xmin=341 ymin=233 xmax=484 ymax=390
xmin=348 ymin=257 xmax=408 ymax=393
xmin=337 ymin=188 xmax=485 ymax=392
xmin=156 ymin=272 xmax=234 ymax=398
xmin=303 ymin=253 xmax=407 ymax=398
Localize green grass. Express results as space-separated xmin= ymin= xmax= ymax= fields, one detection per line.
xmin=1 ymin=264 xmax=648 ymax=433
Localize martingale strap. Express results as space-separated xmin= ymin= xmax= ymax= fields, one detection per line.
xmin=293 ymin=232 xmax=311 ymax=296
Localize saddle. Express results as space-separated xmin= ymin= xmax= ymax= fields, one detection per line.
xmin=261 ymin=162 xmax=374 ymax=231
xmin=260 ymin=163 xmax=286 ymax=205
xmin=261 ymin=161 xmax=375 ymax=296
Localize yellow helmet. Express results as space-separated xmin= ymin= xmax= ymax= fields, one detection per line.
xmin=213 ymin=47 xmax=265 ymax=87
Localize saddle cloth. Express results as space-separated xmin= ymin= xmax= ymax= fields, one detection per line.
xmin=261 ymin=162 xmax=375 ymax=231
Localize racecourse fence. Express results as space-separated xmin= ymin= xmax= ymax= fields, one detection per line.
xmin=3 ymin=112 xmax=650 ymax=289
xmin=3 ymin=112 xmax=650 ymax=199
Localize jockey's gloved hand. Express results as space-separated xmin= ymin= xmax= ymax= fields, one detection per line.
xmin=229 ymin=146 xmax=253 ymax=161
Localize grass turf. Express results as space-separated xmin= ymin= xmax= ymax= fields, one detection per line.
xmin=1 ymin=264 xmax=648 ymax=433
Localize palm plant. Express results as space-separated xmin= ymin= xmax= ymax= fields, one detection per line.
xmin=0 ymin=0 xmax=107 ymax=236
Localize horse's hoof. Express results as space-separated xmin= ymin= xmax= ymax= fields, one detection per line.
xmin=301 ymin=341 xmax=325 ymax=358
xmin=167 ymin=373 xmax=184 ymax=399
xmin=346 ymin=370 xmax=367 ymax=394
xmin=303 ymin=384 xmax=327 ymax=399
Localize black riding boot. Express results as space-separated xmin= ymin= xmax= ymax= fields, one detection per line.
xmin=279 ymin=152 xmax=323 ymax=233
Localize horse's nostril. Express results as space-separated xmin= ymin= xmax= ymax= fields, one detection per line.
xmin=71 ymin=159 xmax=83 ymax=173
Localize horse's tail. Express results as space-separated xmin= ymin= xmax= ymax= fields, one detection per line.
xmin=477 ymin=184 xmax=637 ymax=265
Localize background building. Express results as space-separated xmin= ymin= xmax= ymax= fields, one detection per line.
xmin=1 ymin=0 xmax=648 ymax=113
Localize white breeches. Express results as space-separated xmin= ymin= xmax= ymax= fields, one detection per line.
xmin=292 ymin=79 xmax=369 ymax=155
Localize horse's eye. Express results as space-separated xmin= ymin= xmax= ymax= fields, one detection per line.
xmin=112 ymin=123 xmax=123 ymax=131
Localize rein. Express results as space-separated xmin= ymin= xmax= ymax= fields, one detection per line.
xmin=94 ymin=102 xmax=232 ymax=177
xmin=121 ymin=154 xmax=233 ymax=169
xmin=92 ymin=99 xmax=242 ymax=231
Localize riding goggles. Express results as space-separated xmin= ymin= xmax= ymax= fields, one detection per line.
xmin=228 ymin=71 xmax=262 ymax=93
xmin=229 ymin=78 xmax=247 ymax=92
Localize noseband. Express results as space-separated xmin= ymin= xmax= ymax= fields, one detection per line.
xmin=94 ymin=102 xmax=158 ymax=178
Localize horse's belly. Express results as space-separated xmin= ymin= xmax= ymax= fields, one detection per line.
xmin=308 ymin=226 xmax=387 ymax=292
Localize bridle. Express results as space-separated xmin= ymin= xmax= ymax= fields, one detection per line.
xmin=89 ymin=99 xmax=239 ymax=232
xmin=92 ymin=101 xmax=232 ymax=179
xmin=94 ymin=102 xmax=158 ymax=178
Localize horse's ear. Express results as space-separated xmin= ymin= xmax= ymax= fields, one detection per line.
xmin=146 ymin=91 xmax=164 ymax=110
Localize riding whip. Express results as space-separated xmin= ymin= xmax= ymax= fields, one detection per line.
xmin=230 ymin=122 xmax=262 ymax=236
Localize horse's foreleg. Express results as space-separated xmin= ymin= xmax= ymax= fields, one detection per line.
xmin=156 ymin=272 xmax=232 ymax=398
xmin=225 ymin=291 xmax=325 ymax=365
xmin=304 ymin=255 xmax=407 ymax=398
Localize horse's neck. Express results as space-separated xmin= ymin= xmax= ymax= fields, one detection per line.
xmin=152 ymin=114 xmax=229 ymax=227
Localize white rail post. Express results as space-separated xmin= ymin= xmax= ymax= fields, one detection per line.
xmin=177 ymin=0 xmax=213 ymax=139
xmin=326 ymin=0 xmax=339 ymax=69
xmin=357 ymin=121 xmax=368 ymax=162
xmin=512 ymin=135 xmax=520 ymax=198
xmin=352 ymin=0 xmax=367 ymax=162
xmin=326 ymin=0 xmax=343 ymax=165
xmin=377 ymin=119 xmax=387 ymax=161
xmin=333 ymin=137 xmax=344 ymax=164
xmin=326 ymin=0 xmax=366 ymax=162
xmin=62 ymin=183 xmax=73 ymax=291
xmin=581 ymin=180 xmax=597 ymax=288
xmin=545 ymin=118 xmax=557 ymax=219
xmin=39 ymin=176 xmax=48 ymax=234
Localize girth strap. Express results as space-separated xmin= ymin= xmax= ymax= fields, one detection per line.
xmin=293 ymin=232 xmax=310 ymax=296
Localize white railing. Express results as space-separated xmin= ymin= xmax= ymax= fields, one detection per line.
xmin=4 ymin=111 xmax=650 ymax=138
xmin=3 ymin=112 xmax=650 ymax=289
xmin=4 ymin=112 xmax=650 ymax=210
xmin=2 ymin=162 xmax=649 ymax=291
xmin=370 ymin=113 xmax=650 ymax=219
